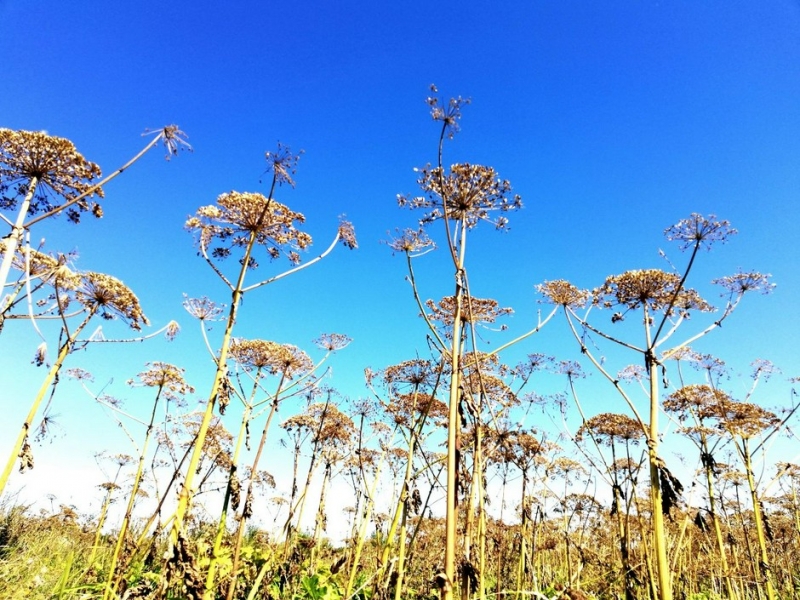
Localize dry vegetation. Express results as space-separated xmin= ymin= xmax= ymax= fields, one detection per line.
xmin=1 ymin=92 xmax=798 ymax=600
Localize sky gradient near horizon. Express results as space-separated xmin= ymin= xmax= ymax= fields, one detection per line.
xmin=1 ymin=1 xmax=799 ymax=532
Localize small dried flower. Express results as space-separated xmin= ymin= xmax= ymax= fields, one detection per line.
xmin=164 ymin=320 xmax=180 ymax=341
xmin=617 ymin=364 xmax=646 ymax=382
xmin=143 ymin=125 xmax=192 ymax=160
xmin=426 ymin=85 xmax=471 ymax=139
xmin=536 ymin=280 xmax=591 ymax=309
xmin=182 ymin=295 xmax=225 ymax=321
xmin=32 ymin=342 xmax=47 ymax=367
xmin=337 ymin=217 xmax=358 ymax=250
xmin=712 ymin=270 xmax=775 ymax=296
xmin=386 ymin=227 xmax=435 ymax=254
xmin=263 ymin=143 xmax=302 ymax=188
xmin=314 ymin=333 xmax=352 ymax=352
xmin=664 ymin=213 xmax=736 ymax=251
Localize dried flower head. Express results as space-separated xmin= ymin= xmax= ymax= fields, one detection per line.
xmin=426 ymin=295 xmax=513 ymax=329
xmin=182 ymin=295 xmax=225 ymax=321
xmin=426 ymin=85 xmax=471 ymax=139
xmin=664 ymin=213 xmax=736 ymax=251
xmin=593 ymin=269 xmax=713 ymax=315
xmin=0 ymin=129 xmax=103 ymax=222
xmin=382 ymin=359 xmax=439 ymax=388
xmin=385 ymin=228 xmax=435 ymax=254
xmin=263 ymin=143 xmax=302 ymax=188
xmin=314 ymin=333 xmax=352 ymax=352
xmin=536 ymin=280 xmax=590 ymax=309
xmin=76 ymin=272 xmax=148 ymax=330
xmin=164 ymin=320 xmax=180 ymax=341
xmin=576 ymin=413 xmax=644 ymax=445
xmin=398 ymin=163 xmax=522 ymax=229
xmin=663 ymin=385 xmax=733 ymax=422
xmin=132 ymin=362 xmax=194 ymax=401
xmin=718 ymin=402 xmax=780 ymax=439
xmin=617 ymin=364 xmax=646 ymax=382
xmin=385 ymin=392 xmax=448 ymax=428
xmin=712 ymin=270 xmax=775 ymax=296
xmin=229 ymin=338 xmax=313 ymax=378
xmin=143 ymin=125 xmax=192 ymax=160
xmin=186 ymin=191 xmax=312 ymax=267
xmin=337 ymin=217 xmax=358 ymax=250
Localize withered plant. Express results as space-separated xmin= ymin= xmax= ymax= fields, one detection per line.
xmin=169 ymin=144 xmax=355 ymax=599
xmin=538 ymin=213 xmax=773 ymax=600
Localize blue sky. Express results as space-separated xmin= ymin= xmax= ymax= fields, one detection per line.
xmin=2 ymin=1 xmax=799 ymax=526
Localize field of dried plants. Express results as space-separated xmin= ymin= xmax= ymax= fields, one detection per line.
xmin=1 ymin=91 xmax=798 ymax=600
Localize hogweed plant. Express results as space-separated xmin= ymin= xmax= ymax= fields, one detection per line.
xmin=102 ymin=362 xmax=194 ymax=599
xmin=394 ymin=86 xmax=563 ymax=600
xmin=172 ymin=145 xmax=355 ymax=598
xmin=0 ymin=261 xmax=176 ymax=499
xmin=0 ymin=126 xmax=188 ymax=312
xmin=537 ymin=213 xmax=774 ymax=600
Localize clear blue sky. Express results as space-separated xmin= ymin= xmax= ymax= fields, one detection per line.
xmin=2 ymin=1 xmax=799 ymax=522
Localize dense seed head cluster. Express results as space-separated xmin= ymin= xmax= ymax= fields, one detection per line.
xmin=229 ymin=338 xmax=313 ymax=378
xmin=536 ymin=280 xmax=591 ymax=309
xmin=186 ymin=191 xmax=312 ymax=266
xmin=398 ymin=163 xmax=521 ymax=229
xmin=76 ymin=272 xmax=148 ymax=330
xmin=663 ymin=384 xmax=733 ymax=421
xmin=576 ymin=413 xmax=645 ymax=445
xmin=426 ymin=295 xmax=513 ymax=328
xmin=593 ymin=269 xmax=713 ymax=314
xmin=132 ymin=362 xmax=194 ymax=400
xmin=0 ymin=129 xmax=103 ymax=222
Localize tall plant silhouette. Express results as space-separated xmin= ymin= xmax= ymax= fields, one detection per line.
xmin=170 ymin=145 xmax=356 ymax=589
xmin=538 ymin=214 xmax=773 ymax=600
xmin=0 ymin=126 xmax=188 ymax=311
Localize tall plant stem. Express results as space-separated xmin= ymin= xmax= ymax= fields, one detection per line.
xmin=204 ymin=401 xmax=254 ymax=600
xmin=645 ymin=310 xmax=672 ymax=600
xmin=169 ymin=178 xmax=277 ymax=550
xmin=0 ymin=176 xmax=38 ymax=310
xmin=742 ymin=439 xmax=776 ymax=600
xmin=226 ymin=396 xmax=281 ymax=600
xmin=104 ymin=386 xmax=165 ymax=599
xmin=0 ymin=308 xmax=94 ymax=496
xmin=444 ymin=218 xmax=467 ymax=600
